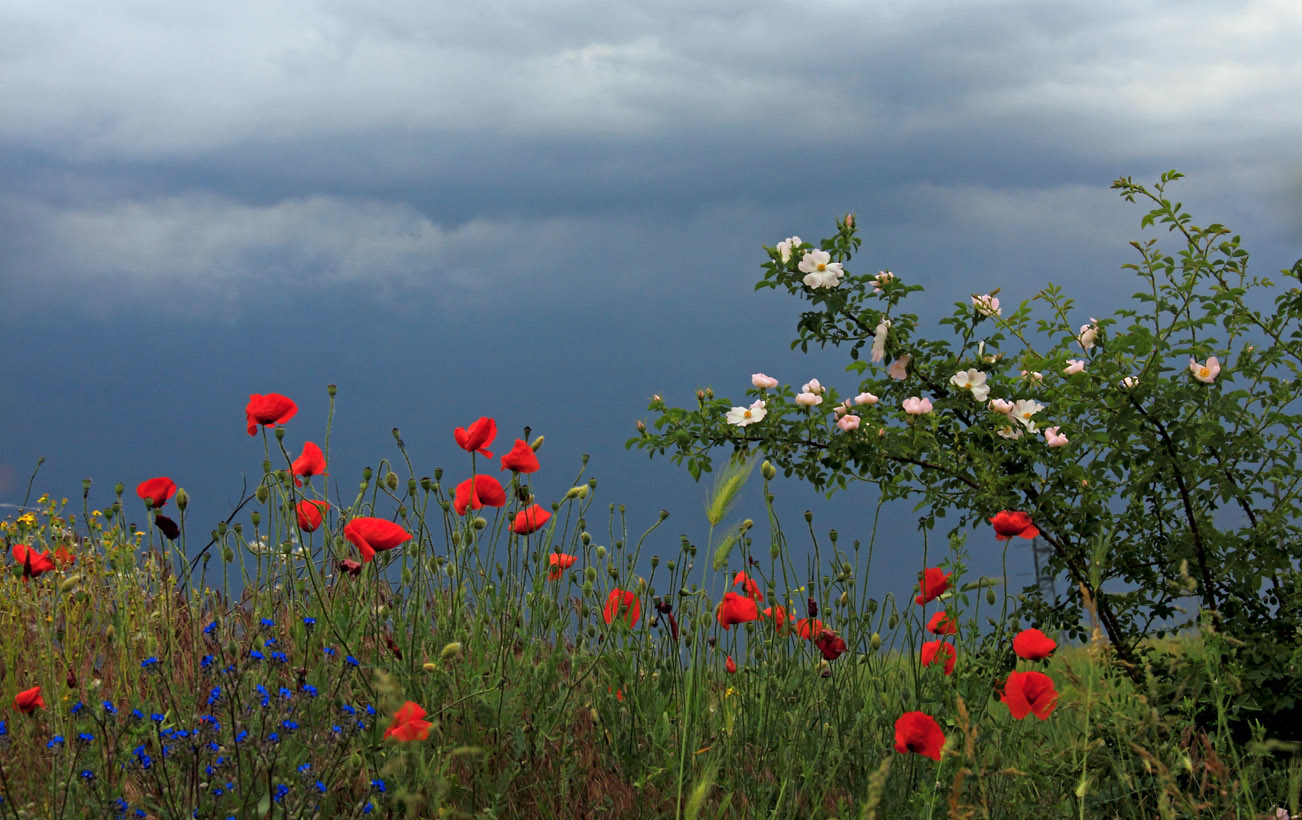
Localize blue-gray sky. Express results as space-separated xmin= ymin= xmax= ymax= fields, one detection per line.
xmin=3 ymin=0 xmax=1301 ymax=604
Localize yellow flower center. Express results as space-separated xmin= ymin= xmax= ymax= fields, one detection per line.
xmin=1199 ymin=367 xmax=1210 ymax=378
xmin=742 ymin=409 xmax=752 ymax=419
xmin=816 ymin=263 xmax=826 ymax=271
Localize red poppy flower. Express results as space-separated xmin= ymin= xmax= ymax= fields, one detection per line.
xmin=762 ymin=605 xmax=790 ymax=631
xmin=603 ymin=588 xmax=641 ymax=627
xmin=609 ymin=687 xmax=624 ymax=702
xmin=500 ymin=439 xmax=540 ymax=473
xmin=920 ymin=640 xmax=956 ymax=675
xmin=337 ymin=559 xmax=362 ymax=576
xmin=292 ymin=442 xmax=327 ymax=487
xmin=926 ymin=611 xmax=958 ymax=636
xmin=814 ymin=629 xmax=849 ymax=660
xmin=731 ymin=571 xmax=764 ymax=602
xmin=384 ymin=701 xmax=432 ymax=742
xmin=53 ymin=546 xmax=76 ymax=568
xmin=136 ymin=477 xmax=177 ymax=509
xmin=989 ymin=510 xmax=1039 ymax=541
xmin=453 ymin=417 xmax=497 ymax=458
xmin=725 ymin=655 xmax=738 ymax=674
xmin=511 ymin=504 xmax=551 ymax=535
xmin=716 ymin=592 xmax=760 ymax=630
xmin=547 ymin=552 xmax=577 ymax=580
xmin=794 ymin=618 xmax=825 ymax=640
xmin=246 ymin=393 xmax=297 ymax=436
xmin=154 ymin=514 xmax=180 ymax=541
xmin=295 ymin=500 xmax=329 ymax=532
xmin=894 ymin=711 xmax=944 ymax=761
xmin=343 ymin=517 xmax=413 ymax=563
xmin=1000 ymin=670 xmax=1058 ymax=719
xmin=453 ymin=475 xmax=507 ymax=516
xmin=1012 ymin=628 xmax=1057 ymax=660
xmin=12 ymin=544 xmax=55 ymax=578
xmin=915 ymin=567 xmax=952 ymax=605
xmin=13 ymin=685 xmax=45 ymax=714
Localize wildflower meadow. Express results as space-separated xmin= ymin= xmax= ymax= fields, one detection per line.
xmin=2 ymin=172 xmax=1300 ymax=819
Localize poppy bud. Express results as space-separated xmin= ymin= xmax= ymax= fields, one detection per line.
xmin=407 ymin=479 xmax=418 ymax=496
xmin=987 ymin=587 xmax=997 ymax=606
xmin=385 ymin=472 xmax=399 ymax=491
xmin=581 ymin=532 xmax=592 ymax=545
xmin=596 ymin=546 xmax=606 ymax=559
xmin=114 ymin=482 xmax=124 ymax=497
xmin=659 ymin=510 xmax=669 ymax=521
xmin=582 ymin=581 xmax=594 ymax=595
xmin=870 ymin=632 xmax=882 ymax=651
xmin=888 ymin=613 xmax=898 ymax=629
xmin=471 ymin=517 xmax=487 ymax=531
xmin=761 ymin=461 xmax=776 ymax=480
xmin=771 ymin=543 xmax=780 ymax=559
xmin=865 ymin=599 xmax=878 ymax=614
xmin=585 ymin=567 xmax=597 ymax=582
xmin=362 ymin=467 xmax=372 ymax=482
xmin=217 ymin=522 xmax=227 ymax=535
xmin=256 ymin=486 xmax=269 ymax=503
xmin=588 ymin=478 xmax=597 ymax=489
xmin=440 ymin=642 xmax=462 ymax=661
xmin=840 ymin=592 xmax=850 ymax=607
xmin=175 ymin=488 xmax=189 ymax=511
xmin=820 ymin=665 xmax=833 ymax=679
xmin=222 ymin=547 xmax=234 ymax=562
xmin=666 ymin=560 xmax=676 ymax=571
xmin=422 ymin=662 xmax=437 ymax=672
xmin=742 ymin=519 xmax=753 ymax=530
xmin=262 ymin=460 xmax=272 ymax=474
xmin=251 ymin=512 xmax=261 ymax=527
xmin=530 ymin=436 xmax=545 ymax=452
xmin=577 ymin=486 xmax=590 ymax=499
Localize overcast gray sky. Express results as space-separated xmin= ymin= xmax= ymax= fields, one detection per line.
xmin=3 ymin=0 xmax=1301 ymax=604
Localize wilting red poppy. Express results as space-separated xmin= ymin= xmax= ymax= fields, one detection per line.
xmin=716 ymin=592 xmax=760 ymax=630
xmin=246 ymin=393 xmax=297 ymax=436
xmin=762 ymin=605 xmax=790 ymax=631
xmin=1000 ymin=670 xmax=1058 ymax=719
xmin=731 ymin=571 xmax=764 ymax=602
xmin=136 ymin=477 xmax=177 ymax=509
xmin=920 ymin=640 xmax=956 ymax=675
xmin=926 ymin=611 xmax=958 ymax=636
xmin=453 ymin=475 xmax=507 ymax=516
xmin=66 ymin=667 xmax=77 ymax=689
xmin=343 ymin=517 xmax=413 ymax=563
xmin=725 ymin=655 xmax=738 ymax=674
xmin=500 ymin=439 xmax=540 ymax=473
xmin=603 ymin=588 xmax=641 ymax=627
xmin=547 ymin=552 xmax=577 ymax=580
xmin=53 ymin=546 xmax=76 ymax=568
xmin=894 ymin=711 xmax=945 ymax=761
xmin=453 ymin=417 xmax=497 ymax=458
xmin=814 ymin=629 xmax=849 ymax=660
xmin=295 ymin=500 xmax=329 ymax=532
xmin=989 ymin=510 xmax=1039 ymax=541
xmin=1012 ymin=628 xmax=1057 ymax=660
xmin=337 ymin=559 xmax=362 ymax=576
xmin=13 ymin=685 xmax=45 ymax=714
xmin=384 ymin=634 xmax=403 ymax=660
xmin=155 ymin=514 xmax=180 ymax=541
xmin=794 ymin=618 xmax=825 ymax=640
xmin=511 ymin=504 xmax=551 ymax=535
xmin=384 ymin=701 xmax=432 ymax=742
xmin=292 ymin=442 xmax=327 ymax=487
xmin=12 ymin=544 xmax=55 ymax=579
xmin=915 ymin=567 xmax=951 ymax=605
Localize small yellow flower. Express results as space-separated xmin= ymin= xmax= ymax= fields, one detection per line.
xmin=17 ymin=513 xmax=37 ymax=526
xmin=725 ymin=687 xmax=738 ymax=698
xmin=37 ymin=494 xmax=49 ymax=504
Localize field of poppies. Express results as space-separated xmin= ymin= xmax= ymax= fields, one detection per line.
xmin=0 ymin=390 xmax=1296 ymax=819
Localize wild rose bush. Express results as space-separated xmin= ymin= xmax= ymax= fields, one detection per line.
xmin=631 ymin=171 xmax=1302 ymax=733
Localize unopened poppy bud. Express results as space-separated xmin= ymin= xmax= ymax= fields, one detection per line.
xmin=262 ymin=460 xmax=272 ymax=475
xmin=582 ymin=581 xmax=594 ymax=595
xmin=59 ymin=574 xmax=81 ymax=593
xmin=256 ymin=486 xmax=269 ymax=503
xmin=250 ymin=512 xmax=261 ymax=527
xmin=596 ymin=546 xmax=606 ymax=559
xmin=888 ymin=613 xmax=898 ymax=629
xmin=530 ymin=435 xmax=545 ymax=452
xmin=222 ymin=547 xmax=235 ymax=562
xmin=217 ymin=521 xmax=227 ymax=535
xmin=588 ymin=478 xmax=597 ymax=489
xmin=865 ymin=599 xmax=878 ymax=614
xmin=839 ymin=592 xmax=850 ymax=607
xmin=1009 ymin=617 xmax=1020 ymax=631
xmin=771 ymin=543 xmax=780 ymax=559
xmin=584 ymin=567 xmax=597 ymax=582
xmin=407 ymin=479 xmax=418 ymax=496
xmin=175 ymin=488 xmax=189 ymax=511
xmin=362 ymin=467 xmax=372 ymax=482
xmin=870 ymin=632 xmax=882 ymax=651
xmin=385 ymin=472 xmax=399 ymax=491
xmin=471 ymin=516 xmax=487 ymax=531
xmin=422 ymin=662 xmax=437 ymax=672
xmin=986 ymin=587 xmax=997 ymax=606
xmin=742 ymin=519 xmax=753 ymax=530
xmin=761 ymin=460 xmax=776 ymax=481
xmin=440 ymin=642 xmax=462 ymax=661
xmin=666 ymin=560 xmax=676 ymax=571
xmin=274 ymin=426 xmax=285 ymax=441
xmin=581 ymin=532 xmax=592 ymax=545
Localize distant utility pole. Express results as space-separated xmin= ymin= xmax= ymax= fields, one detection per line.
xmin=1029 ymin=536 xmax=1058 ymax=600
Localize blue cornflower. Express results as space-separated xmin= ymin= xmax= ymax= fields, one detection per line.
xmin=297 ymin=763 xmax=311 ymax=774
xmin=102 ymin=700 xmax=117 ymax=715
xmin=281 ymin=720 xmax=298 ymax=732
xmin=140 ymin=657 xmax=160 ymax=673
xmin=131 ymin=709 xmax=144 ymax=721
xmin=271 ymin=651 xmax=288 ymax=663
xmin=365 ymin=704 xmax=376 ymax=716
xmin=79 ymin=770 xmax=94 ymax=780
xmin=70 ymin=701 xmax=85 ymax=715
xmin=234 ymin=730 xmax=248 ymax=744
xmin=362 ymin=802 xmax=374 ymax=815
xmin=264 ymin=637 xmax=277 ymax=647
xmin=260 ymin=618 xmax=275 ymax=629
xmin=371 ymin=778 xmax=387 ymax=793
xmin=150 ymin=713 xmax=166 ymax=724
xmin=267 ymin=732 xmax=280 ymax=744
xmin=340 ymin=704 xmax=356 ymax=716
xmin=113 ymin=798 xmax=129 ymax=818
xmin=0 ymin=720 xmax=7 ymax=737
xmin=47 ymin=735 xmax=65 ymax=749
xmin=323 ymin=646 xmax=336 ymax=657
xmin=345 ymin=654 xmax=359 ymax=667
xmin=201 ymin=655 xmax=216 ymax=670
xmin=314 ymin=781 xmax=326 ymax=793
xmin=302 ymin=616 xmax=316 ymax=629
xmin=248 ymin=650 xmax=264 ymax=662
xmin=331 ymin=724 xmax=343 ymax=735
xmin=206 ymin=687 xmax=221 ymax=706
xmin=203 ymin=622 xmax=218 ymax=635
xmin=279 ymin=687 xmax=293 ymax=700
xmin=273 ymin=783 xmax=289 ymax=803
xmin=76 ymin=732 xmax=95 ymax=745
xmin=302 ymin=685 xmax=319 ymax=698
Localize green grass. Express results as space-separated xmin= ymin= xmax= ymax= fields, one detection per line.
xmin=0 ymin=423 xmax=1297 ymax=820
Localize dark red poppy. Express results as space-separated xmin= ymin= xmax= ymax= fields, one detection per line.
xmin=926 ymin=611 xmax=958 ymax=636
xmin=731 ymin=571 xmax=765 ymax=602
xmin=603 ymin=588 xmax=641 ymax=627
xmin=453 ymin=475 xmax=507 ymax=515
xmin=66 ymin=667 xmax=77 ymax=689
xmin=154 ymin=514 xmax=180 ymax=541
xmin=989 ymin=510 xmax=1039 ymax=541
xmin=1000 ymin=670 xmax=1058 ymax=719
xmin=384 ymin=701 xmax=432 ymax=742
xmin=13 ymin=685 xmax=45 ymax=714
xmin=510 ymin=504 xmax=551 ymax=535
xmin=246 ymin=393 xmax=297 ymax=436
xmin=920 ymin=640 xmax=956 ymax=675
xmin=1012 ymin=628 xmax=1057 ymax=661
xmin=716 ymin=591 xmax=760 ymax=630
xmin=500 ymin=439 xmax=540 ymax=473
xmin=295 ymin=500 xmax=329 ymax=532
xmin=136 ymin=477 xmax=177 ymax=509
xmin=894 ymin=711 xmax=944 ymax=760
xmin=337 ymin=559 xmax=363 ymax=576
xmin=453 ymin=417 xmax=496 ymax=458
xmin=384 ymin=633 xmax=403 ymax=660
xmin=762 ymin=605 xmax=790 ymax=631
xmin=292 ymin=442 xmax=327 ymax=487
xmin=725 ymin=655 xmax=738 ymax=674
xmin=343 ymin=517 xmax=413 ymax=563
xmin=547 ymin=552 xmax=577 ymax=580
xmin=915 ymin=567 xmax=951 ymax=605
xmin=12 ymin=544 xmax=55 ymax=579
xmin=794 ymin=618 xmax=825 ymax=640
xmin=814 ymin=629 xmax=849 ymax=660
